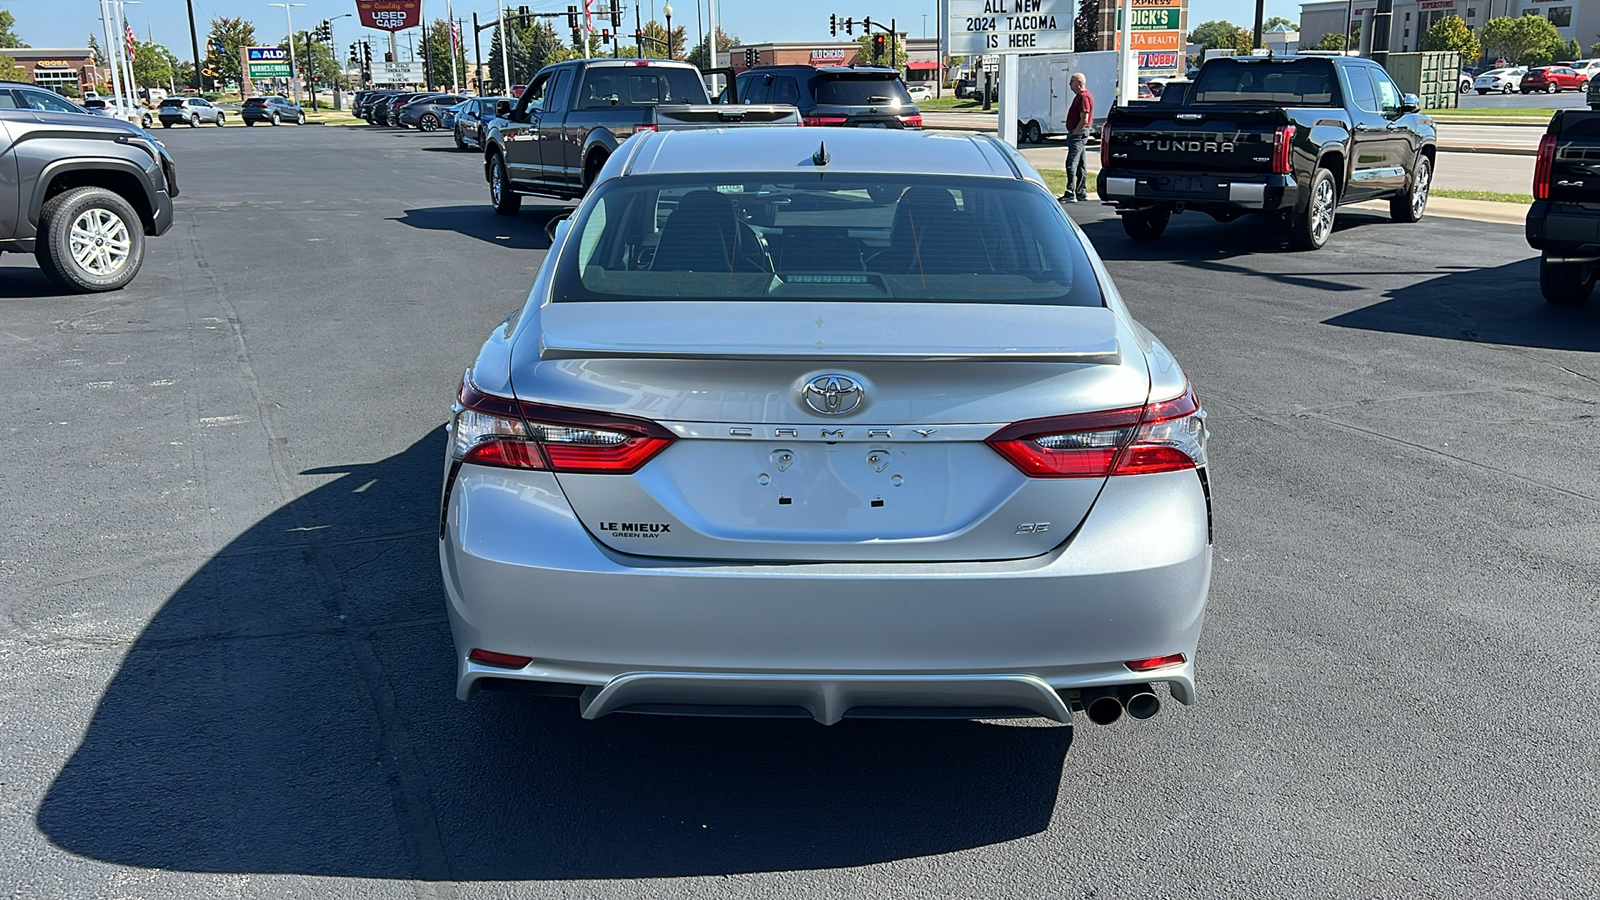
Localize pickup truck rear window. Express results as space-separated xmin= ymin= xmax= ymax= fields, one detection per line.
xmin=1190 ymin=59 xmax=1341 ymax=106
xmin=578 ymin=68 xmax=707 ymax=108
xmin=555 ymin=175 xmax=1103 ymax=307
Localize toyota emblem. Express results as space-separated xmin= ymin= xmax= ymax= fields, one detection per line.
xmin=800 ymin=374 xmax=864 ymax=415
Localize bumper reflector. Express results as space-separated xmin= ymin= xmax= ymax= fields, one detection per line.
xmin=1125 ymin=653 xmax=1186 ymax=672
xmin=469 ymin=648 xmax=533 ymax=669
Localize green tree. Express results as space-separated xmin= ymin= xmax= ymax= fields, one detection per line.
xmin=854 ymin=32 xmax=908 ymax=70
xmin=1311 ymin=31 xmax=1352 ymax=51
xmin=1564 ymin=38 xmax=1583 ymax=61
xmin=88 ymin=34 xmax=105 ymax=68
xmin=0 ymin=10 xmax=26 ymax=48
xmin=488 ymin=18 xmax=568 ymax=91
xmin=1263 ymin=16 xmax=1297 ymax=30
xmin=1419 ymin=14 xmax=1480 ymax=62
xmin=278 ymin=32 xmax=341 ymax=88
xmin=206 ymin=17 xmax=258 ymax=85
xmin=686 ymin=26 xmax=739 ymax=70
xmin=418 ymin=19 xmax=466 ymax=90
xmin=635 ymin=19 xmax=686 ymax=59
xmin=1479 ymin=14 xmax=1563 ymax=66
xmin=0 ymin=54 xmax=26 ymax=80
xmin=1590 ymin=40 xmax=1600 ymax=57
xmin=1189 ymin=20 xmax=1245 ymax=51
xmin=1074 ymin=0 xmax=1101 ymax=51
xmin=131 ymin=40 xmax=178 ymax=87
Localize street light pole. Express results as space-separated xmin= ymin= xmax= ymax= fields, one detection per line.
xmin=328 ymin=13 xmax=352 ymax=109
xmin=268 ymin=2 xmax=306 ymax=105
xmin=664 ymin=3 xmax=674 ymax=58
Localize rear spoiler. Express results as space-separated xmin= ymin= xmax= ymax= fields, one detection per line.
xmin=1106 ymin=104 xmax=1292 ymax=126
xmin=538 ymin=341 xmax=1121 ymax=363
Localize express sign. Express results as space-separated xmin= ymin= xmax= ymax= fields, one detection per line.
xmin=356 ymin=0 xmax=421 ymax=32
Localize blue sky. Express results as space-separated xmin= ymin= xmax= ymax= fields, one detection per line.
xmin=14 ymin=0 xmax=1304 ymax=60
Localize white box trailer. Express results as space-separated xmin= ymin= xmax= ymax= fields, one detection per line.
xmin=1014 ymin=50 xmax=1119 ymax=145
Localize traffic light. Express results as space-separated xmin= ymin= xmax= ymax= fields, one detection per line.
xmin=610 ymin=2 xmax=621 ymax=28
xmin=601 ymin=28 xmax=611 ymax=45
xmin=829 ymin=14 xmax=836 ymax=36
xmin=863 ymin=16 xmax=872 ymax=33
xmin=566 ymin=5 xmax=577 ymax=29
xmin=348 ymin=43 xmax=359 ymax=63
xmin=873 ymin=34 xmax=885 ymax=59
xmin=744 ymin=47 xmax=758 ymax=67
xmin=384 ymin=51 xmax=394 ymax=62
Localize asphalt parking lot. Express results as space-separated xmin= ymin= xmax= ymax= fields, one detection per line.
xmin=2 ymin=124 xmax=1597 ymax=899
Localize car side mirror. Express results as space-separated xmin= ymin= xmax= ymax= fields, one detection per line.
xmin=1399 ymin=93 xmax=1420 ymax=114
xmin=495 ymin=99 xmax=511 ymax=118
xmin=544 ymin=209 xmax=573 ymax=244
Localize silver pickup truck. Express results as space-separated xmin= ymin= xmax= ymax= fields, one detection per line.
xmin=484 ymin=59 xmax=799 ymax=211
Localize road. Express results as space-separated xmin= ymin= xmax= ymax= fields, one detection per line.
xmin=1 ymin=124 xmax=1596 ymax=899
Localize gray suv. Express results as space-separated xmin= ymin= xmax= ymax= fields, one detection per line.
xmin=0 ymin=108 xmax=177 ymax=292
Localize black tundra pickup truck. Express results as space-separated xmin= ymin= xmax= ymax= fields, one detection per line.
xmin=1526 ymin=109 xmax=1600 ymax=304
xmin=1097 ymin=55 xmax=1437 ymax=250
xmin=484 ymin=58 xmax=799 ymax=211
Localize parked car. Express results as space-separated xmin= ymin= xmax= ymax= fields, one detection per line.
xmin=1571 ymin=58 xmax=1600 ymax=79
xmin=157 ymin=96 xmax=225 ymax=127
xmin=1459 ymin=70 xmax=1472 ymax=93
xmin=1527 ymin=109 xmax=1600 ymax=303
xmin=377 ymin=92 xmax=442 ymax=126
xmin=440 ymin=100 xmax=467 ymax=131
xmin=354 ymin=90 xmax=397 ymax=121
xmin=1474 ymin=67 xmax=1525 ymax=94
xmin=735 ymin=65 xmax=921 ymax=128
xmin=1521 ymin=66 xmax=1587 ymax=93
xmin=906 ymin=84 xmax=933 ymax=101
xmin=442 ymin=126 xmax=1213 ymax=726
xmin=1099 ymin=54 xmax=1436 ymax=250
xmin=485 ymin=58 xmax=797 ymax=205
xmin=241 ymin=96 xmax=305 ymax=125
xmin=398 ymin=94 xmax=466 ymax=131
xmin=79 ymin=97 xmax=155 ymax=128
xmin=0 ymin=107 xmax=177 ymax=292
xmin=453 ymin=96 xmax=508 ymax=151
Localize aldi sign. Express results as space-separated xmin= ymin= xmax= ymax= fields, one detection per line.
xmin=245 ymin=46 xmax=292 ymax=79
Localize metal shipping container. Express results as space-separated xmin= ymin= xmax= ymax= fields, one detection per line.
xmin=1384 ymin=51 xmax=1461 ymax=110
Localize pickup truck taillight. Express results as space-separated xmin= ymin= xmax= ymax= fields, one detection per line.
xmin=1534 ymin=133 xmax=1556 ymax=200
xmin=801 ymin=116 xmax=848 ymax=126
xmin=1271 ymin=125 xmax=1296 ymax=175
xmin=633 ymin=124 xmax=658 ymax=134
xmin=1100 ymin=122 xmax=1112 ymax=168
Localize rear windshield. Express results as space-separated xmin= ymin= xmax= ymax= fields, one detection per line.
xmin=556 ymin=175 xmax=1103 ymax=307
xmin=1190 ymin=59 xmax=1341 ymax=106
xmin=577 ymin=68 xmax=707 ymax=108
xmin=159 ymin=98 xmax=184 ymax=107
xmin=815 ymin=75 xmax=913 ymax=106
xmin=243 ymin=97 xmax=269 ymax=106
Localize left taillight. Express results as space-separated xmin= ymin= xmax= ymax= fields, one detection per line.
xmin=451 ymin=373 xmax=674 ymax=474
xmin=1271 ymin=124 xmax=1296 ymax=175
xmin=987 ymin=384 xmax=1207 ymax=478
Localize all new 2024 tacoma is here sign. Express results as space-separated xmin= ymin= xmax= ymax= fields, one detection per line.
xmin=948 ymin=0 xmax=1073 ymax=54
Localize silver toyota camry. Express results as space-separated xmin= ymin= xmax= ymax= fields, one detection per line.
xmin=440 ymin=128 xmax=1213 ymax=727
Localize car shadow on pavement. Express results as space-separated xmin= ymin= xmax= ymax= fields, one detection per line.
xmin=37 ymin=428 xmax=1073 ymax=880
xmin=1079 ymin=207 xmax=1391 ymax=262
xmin=1325 ymin=256 xmax=1600 ymax=350
xmin=0 ymin=263 xmax=69 ymax=298
xmin=392 ymin=205 xmax=571 ymax=252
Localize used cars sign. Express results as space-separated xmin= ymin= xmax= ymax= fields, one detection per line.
xmin=356 ymin=0 xmax=421 ymax=32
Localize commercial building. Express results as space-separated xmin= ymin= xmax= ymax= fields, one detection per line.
xmin=1300 ymin=0 xmax=1591 ymax=57
xmin=727 ymin=38 xmax=944 ymax=85
xmin=1090 ymin=0 xmax=1191 ymax=74
xmin=2 ymin=48 xmax=99 ymax=95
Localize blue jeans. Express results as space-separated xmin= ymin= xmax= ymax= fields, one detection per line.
xmin=1065 ymin=133 xmax=1089 ymax=199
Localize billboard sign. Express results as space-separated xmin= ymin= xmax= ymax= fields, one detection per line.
xmin=245 ymin=46 xmax=292 ymax=79
xmin=947 ymin=0 xmax=1074 ymax=55
xmin=356 ymin=0 xmax=422 ymax=32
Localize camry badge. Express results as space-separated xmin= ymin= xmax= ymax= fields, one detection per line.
xmin=801 ymin=374 xmax=864 ymax=415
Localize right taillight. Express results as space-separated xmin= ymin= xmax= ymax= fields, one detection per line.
xmin=987 ymin=384 xmax=1207 ymax=478
xmin=1100 ymin=121 xmax=1112 ymax=168
xmin=451 ymin=373 xmax=674 ymax=474
xmin=1535 ymin=133 xmax=1557 ymax=200
xmin=1271 ymin=124 xmax=1296 ymax=175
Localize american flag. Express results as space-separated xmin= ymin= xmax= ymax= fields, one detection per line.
xmin=584 ymin=0 xmax=594 ymax=38
xmin=124 ymin=18 xmax=137 ymax=62
xmin=450 ymin=19 xmax=461 ymax=51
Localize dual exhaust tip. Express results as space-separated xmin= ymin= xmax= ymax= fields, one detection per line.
xmin=1081 ymin=683 xmax=1161 ymax=725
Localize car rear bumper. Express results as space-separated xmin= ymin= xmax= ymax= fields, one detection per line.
xmin=439 ymin=465 xmax=1212 ymax=722
xmin=1099 ymin=170 xmax=1299 ymax=214
xmin=1527 ymin=200 xmax=1600 ymax=260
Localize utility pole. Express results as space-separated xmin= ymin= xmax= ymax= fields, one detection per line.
xmin=186 ymin=0 xmax=202 ymax=90
xmin=421 ymin=0 xmax=434 ymax=90
xmin=473 ymin=12 xmax=483 ymax=93
xmin=447 ymin=0 xmax=459 ymax=92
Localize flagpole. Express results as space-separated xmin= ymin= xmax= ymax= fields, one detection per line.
xmin=98 ymin=0 xmax=126 ymax=110
xmin=498 ymin=2 xmax=511 ymax=92
xmin=447 ymin=0 xmax=459 ymax=91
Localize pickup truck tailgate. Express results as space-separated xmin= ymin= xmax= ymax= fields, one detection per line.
xmin=656 ymin=104 xmax=800 ymax=128
xmin=1104 ymin=106 xmax=1289 ymax=175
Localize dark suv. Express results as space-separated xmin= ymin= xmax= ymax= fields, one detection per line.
xmin=0 ymin=107 xmax=177 ymax=292
xmin=734 ymin=65 xmax=921 ymax=128
xmin=241 ymin=96 xmax=305 ymax=126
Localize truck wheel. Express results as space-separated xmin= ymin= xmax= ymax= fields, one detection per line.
xmin=1539 ymin=255 xmax=1595 ymax=305
xmin=1025 ymin=120 xmax=1043 ymax=144
xmin=1390 ymin=155 xmax=1431 ymax=223
xmin=489 ymin=152 xmax=521 ymax=216
xmin=1293 ymin=168 xmax=1338 ymax=251
xmin=35 ymin=186 xmax=145 ymax=293
xmin=583 ymin=152 xmax=607 ymax=191
xmin=1121 ymin=208 xmax=1170 ymax=240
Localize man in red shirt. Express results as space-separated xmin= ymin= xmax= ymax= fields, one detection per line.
xmin=1059 ymin=73 xmax=1093 ymax=203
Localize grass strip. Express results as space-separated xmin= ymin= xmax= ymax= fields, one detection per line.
xmin=1425 ymin=107 xmax=1554 ymax=119
xmin=1432 ymin=188 xmax=1533 ymax=204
